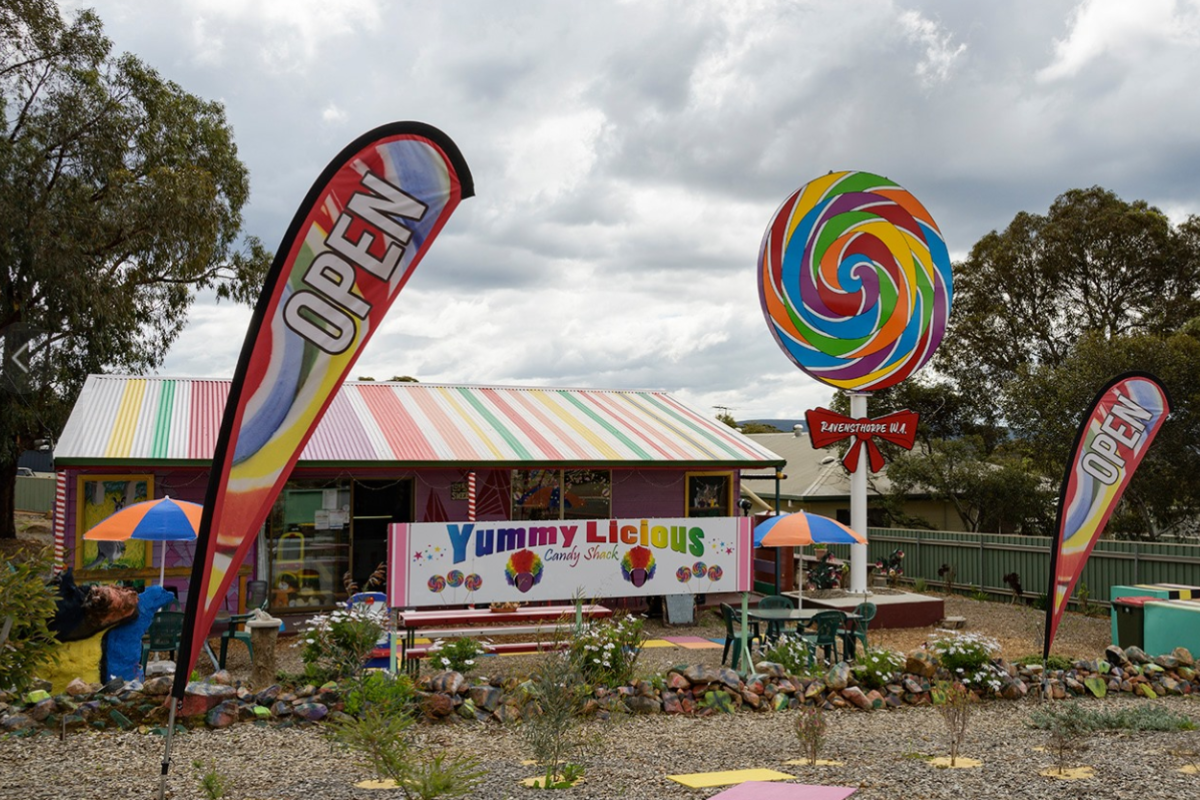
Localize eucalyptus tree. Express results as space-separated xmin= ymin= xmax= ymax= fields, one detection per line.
xmin=0 ymin=1 xmax=270 ymax=537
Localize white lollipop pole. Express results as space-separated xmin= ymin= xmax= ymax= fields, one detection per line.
xmin=849 ymin=391 xmax=870 ymax=594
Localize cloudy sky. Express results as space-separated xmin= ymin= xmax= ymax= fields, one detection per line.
xmin=63 ymin=0 xmax=1200 ymax=420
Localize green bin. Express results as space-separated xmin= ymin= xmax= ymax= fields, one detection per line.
xmin=1110 ymin=584 xmax=1200 ymax=645
xmin=1112 ymin=596 xmax=1153 ymax=649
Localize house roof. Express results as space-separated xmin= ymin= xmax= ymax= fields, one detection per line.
xmin=56 ymin=375 xmax=787 ymax=469
xmin=741 ymin=432 xmax=894 ymax=500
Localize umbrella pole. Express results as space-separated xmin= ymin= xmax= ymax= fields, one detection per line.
xmin=159 ymin=542 xmax=166 ymax=586
xmin=740 ymin=591 xmax=751 ymax=673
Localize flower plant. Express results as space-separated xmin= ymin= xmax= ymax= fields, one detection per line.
xmin=429 ymin=637 xmax=490 ymax=675
xmin=851 ymin=648 xmax=905 ymax=690
xmin=296 ymin=605 xmax=385 ymax=682
xmin=568 ymin=613 xmax=646 ymax=686
xmin=756 ymin=633 xmax=813 ymax=676
xmin=928 ymin=630 xmax=1003 ymax=694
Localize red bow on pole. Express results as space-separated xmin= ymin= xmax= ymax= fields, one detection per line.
xmin=804 ymin=408 xmax=920 ymax=473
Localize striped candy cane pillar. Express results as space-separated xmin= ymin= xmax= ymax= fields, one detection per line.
xmin=467 ymin=471 xmax=476 ymax=522
xmin=52 ymin=472 xmax=67 ymax=574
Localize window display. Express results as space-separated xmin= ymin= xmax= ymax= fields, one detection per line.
xmin=512 ymin=469 xmax=610 ymax=520
xmin=268 ymin=480 xmax=351 ymax=610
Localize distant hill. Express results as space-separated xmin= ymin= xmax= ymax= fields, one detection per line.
xmin=739 ymin=419 xmax=806 ymax=433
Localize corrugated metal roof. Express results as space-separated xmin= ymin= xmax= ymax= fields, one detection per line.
xmin=57 ymin=376 xmax=786 ymax=468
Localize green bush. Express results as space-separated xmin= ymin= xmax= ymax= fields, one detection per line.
xmin=429 ymin=637 xmax=487 ymax=675
xmin=297 ymin=606 xmax=385 ymax=683
xmin=1013 ymin=653 xmax=1073 ymax=671
xmin=0 ymin=550 xmax=58 ymax=693
xmin=851 ymin=649 xmax=905 ymax=690
xmin=343 ymin=670 xmax=417 ymax=716
xmin=568 ymin=613 xmax=646 ymax=686
xmin=1030 ymin=703 xmax=1195 ymax=732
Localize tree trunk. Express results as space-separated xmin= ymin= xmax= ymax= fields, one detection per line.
xmin=0 ymin=459 xmax=16 ymax=539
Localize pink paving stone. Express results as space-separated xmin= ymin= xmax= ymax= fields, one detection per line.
xmin=708 ymin=782 xmax=856 ymax=800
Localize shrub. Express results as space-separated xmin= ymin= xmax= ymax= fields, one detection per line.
xmin=912 ymin=577 xmax=929 ymax=594
xmin=794 ymin=705 xmax=828 ymax=766
xmin=1030 ymin=703 xmax=1195 ymax=733
xmin=193 ymin=759 xmax=229 ymax=800
xmin=429 ymin=637 xmax=488 ymax=675
xmin=0 ymin=549 xmax=58 ymax=693
xmin=928 ymin=631 xmax=1003 ymax=694
xmin=296 ymin=606 xmax=385 ymax=682
xmin=343 ymin=670 xmax=417 ymax=717
xmin=851 ymin=649 xmax=905 ymax=690
xmin=568 ymin=613 xmax=646 ymax=686
xmin=756 ymin=633 xmax=813 ymax=676
xmin=328 ymin=707 xmax=484 ymax=799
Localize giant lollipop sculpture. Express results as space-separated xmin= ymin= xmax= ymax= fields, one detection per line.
xmin=758 ymin=170 xmax=953 ymax=591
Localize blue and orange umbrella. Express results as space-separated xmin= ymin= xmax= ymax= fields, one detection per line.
xmin=753 ymin=511 xmax=867 ymax=548
xmin=84 ymin=496 xmax=201 ymax=585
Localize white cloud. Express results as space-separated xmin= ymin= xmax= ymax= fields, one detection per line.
xmin=321 ymin=103 xmax=347 ymax=125
xmin=187 ymin=0 xmax=383 ymax=72
xmin=899 ymin=9 xmax=967 ymax=87
xmin=1039 ymin=0 xmax=1200 ymax=82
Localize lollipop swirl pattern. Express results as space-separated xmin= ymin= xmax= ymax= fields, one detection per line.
xmin=758 ymin=171 xmax=953 ymax=391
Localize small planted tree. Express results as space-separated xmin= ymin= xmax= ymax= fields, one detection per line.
xmin=1030 ymin=702 xmax=1094 ymax=776
xmin=328 ymin=707 xmax=484 ymax=800
xmin=520 ymin=646 xmax=598 ymax=788
xmin=934 ymin=681 xmax=972 ymax=767
xmin=794 ymin=705 xmax=828 ymax=766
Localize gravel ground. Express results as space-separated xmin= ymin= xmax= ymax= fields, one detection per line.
xmin=5 ymin=692 xmax=1200 ymax=799
xmin=4 ymin=593 xmax=1164 ymax=799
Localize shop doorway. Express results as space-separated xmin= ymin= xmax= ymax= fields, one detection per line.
xmin=352 ymin=479 xmax=413 ymax=588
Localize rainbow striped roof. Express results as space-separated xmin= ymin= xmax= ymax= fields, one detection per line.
xmin=56 ymin=375 xmax=785 ymax=468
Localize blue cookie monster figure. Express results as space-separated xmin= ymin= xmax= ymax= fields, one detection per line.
xmin=102 ymin=585 xmax=176 ymax=682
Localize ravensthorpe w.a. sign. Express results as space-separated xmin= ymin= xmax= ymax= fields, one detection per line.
xmin=388 ymin=517 xmax=753 ymax=607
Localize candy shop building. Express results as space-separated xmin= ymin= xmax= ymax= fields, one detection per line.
xmin=53 ymin=375 xmax=785 ymax=619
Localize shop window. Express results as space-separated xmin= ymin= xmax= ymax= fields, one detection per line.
xmin=686 ymin=472 xmax=733 ymax=517
xmin=267 ymin=479 xmax=351 ymax=611
xmin=512 ymin=469 xmax=610 ymax=520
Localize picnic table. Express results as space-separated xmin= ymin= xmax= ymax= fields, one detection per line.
xmin=394 ymin=603 xmax=613 ymax=673
xmin=747 ymin=607 xmax=864 ymax=658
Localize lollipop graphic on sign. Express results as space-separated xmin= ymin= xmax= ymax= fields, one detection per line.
xmin=758 ymin=171 xmax=952 ymax=391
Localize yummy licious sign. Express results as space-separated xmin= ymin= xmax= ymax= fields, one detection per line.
xmin=388 ymin=517 xmax=753 ymax=607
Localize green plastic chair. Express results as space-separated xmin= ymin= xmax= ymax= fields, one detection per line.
xmin=720 ymin=603 xmax=761 ymax=670
xmin=756 ymin=595 xmax=794 ymax=642
xmin=840 ymin=602 xmax=877 ymax=660
xmin=800 ymin=610 xmax=845 ymax=667
xmin=218 ymin=580 xmax=269 ymax=669
xmin=141 ymin=611 xmax=185 ymax=670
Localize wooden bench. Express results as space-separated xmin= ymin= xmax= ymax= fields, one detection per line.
xmin=395 ymin=603 xmax=612 ymax=674
xmin=404 ymin=639 xmax=571 ymax=661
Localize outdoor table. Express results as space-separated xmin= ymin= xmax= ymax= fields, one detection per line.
xmin=747 ymin=608 xmax=863 ymax=655
xmin=394 ymin=603 xmax=613 ymax=670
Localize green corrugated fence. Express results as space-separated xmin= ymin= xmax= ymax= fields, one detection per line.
xmin=15 ymin=475 xmax=55 ymax=514
xmin=812 ymin=528 xmax=1200 ymax=609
